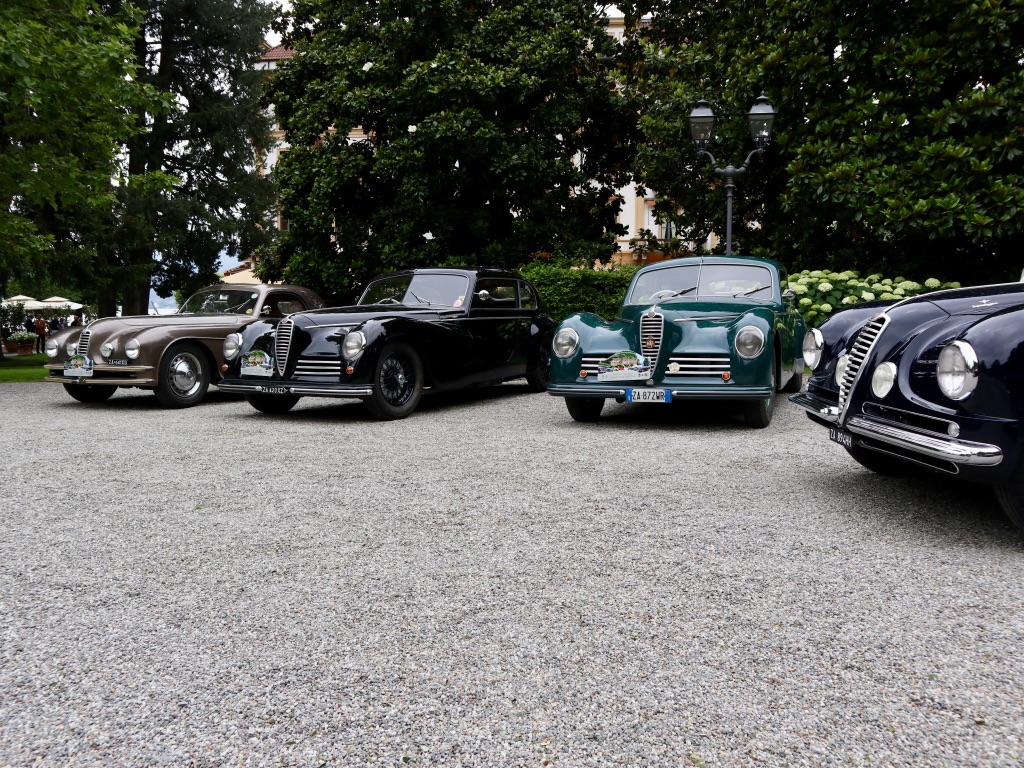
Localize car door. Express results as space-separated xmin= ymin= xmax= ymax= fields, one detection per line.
xmin=465 ymin=277 xmax=531 ymax=380
xmin=775 ymin=268 xmax=802 ymax=377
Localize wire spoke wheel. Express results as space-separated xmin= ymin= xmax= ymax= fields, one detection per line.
xmin=366 ymin=342 xmax=423 ymax=420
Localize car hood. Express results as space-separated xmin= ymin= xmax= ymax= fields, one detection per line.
xmin=619 ymin=300 xmax=769 ymax=324
xmin=294 ymin=305 xmax=459 ymax=327
xmin=86 ymin=314 xmax=246 ymax=332
xmin=898 ymin=282 xmax=1024 ymax=318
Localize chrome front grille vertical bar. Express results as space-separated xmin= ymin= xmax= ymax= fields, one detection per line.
xmin=639 ymin=312 xmax=664 ymax=368
xmin=837 ymin=314 xmax=889 ymax=423
xmin=275 ymin=319 xmax=294 ymax=377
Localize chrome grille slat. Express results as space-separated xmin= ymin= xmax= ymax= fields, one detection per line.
xmin=838 ymin=314 xmax=889 ymax=421
xmin=639 ymin=313 xmax=664 ymax=366
xmin=77 ymin=329 xmax=91 ymax=355
xmin=666 ymin=355 xmax=730 ymax=376
xmin=275 ymin=319 xmax=294 ymax=376
xmin=293 ymin=357 xmax=342 ymax=378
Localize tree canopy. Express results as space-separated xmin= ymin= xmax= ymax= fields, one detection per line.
xmin=267 ymin=0 xmax=638 ymax=300
xmin=622 ymin=0 xmax=1024 ymax=284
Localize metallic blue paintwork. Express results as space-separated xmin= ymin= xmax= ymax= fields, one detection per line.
xmin=793 ymin=282 xmax=1024 ymax=484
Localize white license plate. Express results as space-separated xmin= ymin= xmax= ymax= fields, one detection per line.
xmin=627 ymin=388 xmax=671 ymax=403
xmin=829 ymin=428 xmax=853 ymax=448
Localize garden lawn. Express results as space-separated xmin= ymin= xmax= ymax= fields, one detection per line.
xmin=0 ymin=354 xmax=48 ymax=383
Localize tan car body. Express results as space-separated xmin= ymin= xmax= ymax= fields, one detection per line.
xmin=44 ymin=283 xmax=323 ymax=407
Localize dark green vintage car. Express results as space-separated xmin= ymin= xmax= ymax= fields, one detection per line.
xmin=547 ymin=255 xmax=806 ymax=427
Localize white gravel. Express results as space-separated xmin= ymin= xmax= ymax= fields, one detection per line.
xmin=1 ymin=380 xmax=1023 ymax=767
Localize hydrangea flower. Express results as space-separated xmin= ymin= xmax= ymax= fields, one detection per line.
xmin=880 ymin=292 xmax=898 ymax=301
xmin=818 ymin=282 xmax=833 ymax=292
xmin=799 ymin=297 xmax=812 ymax=307
xmin=924 ymin=278 xmax=941 ymax=289
xmin=820 ymin=303 xmax=833 ymax=313
xmin=362 ymin=62 xmax=374 ymax=71
xmin=862 ymin=291 xmax=875 ymax=301
xmin=408 ymin=125 xmax=417 ymax=133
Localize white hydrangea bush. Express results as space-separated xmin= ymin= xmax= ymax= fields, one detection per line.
xmin=783 ymin=269 xmax=960 ymax=327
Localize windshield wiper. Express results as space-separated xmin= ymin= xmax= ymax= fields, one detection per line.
xmin=734 ymin=285 xmax=771 ymax=298
xmin=653 ymin=286 xmax=697 ymax=300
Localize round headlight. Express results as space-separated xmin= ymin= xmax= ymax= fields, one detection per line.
xmin=552 ymin=328 xmax=580 ymax=359
xmin=802 ymin=328 xmax=824 ymax=369
xmin=125 ymin=338 xmax=141 ymax=359
xmin=735 ymin=325 xmax=765 ymax=359
xmin=45 ymin=337 xmax=59 ymax=358
xmin=834 ymin=354 xmax=849 ymax=385
xmin=100 ymin=340 xmax=115 ymax=358
xmin=223 ymin=333 xmax=243 ymax=361
xmin=937 ymin=341 xmax=979 ymax=400
xmin=871 ymin=362 xmax=898 ymax=399
xmin=343 ymin=331 xmax=366 ymax=360
xmin=66 ymin=337 xmax=80 ymax=356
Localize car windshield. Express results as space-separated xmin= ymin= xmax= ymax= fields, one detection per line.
xmin=179 ymin=289 xmax=261 ymax=315
xmin=358 ymin=274 xmax=471 ymax=308
xmin=628 ymin=264 xmax=774 ymax=303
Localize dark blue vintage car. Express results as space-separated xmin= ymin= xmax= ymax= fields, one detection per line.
xmin=791 ymin=281 xmax=1024 ymax=532
xmin=217 ymin=268 xmax=555 ymax=420
xmin=548 ymin=256 xmax=806 ymax=427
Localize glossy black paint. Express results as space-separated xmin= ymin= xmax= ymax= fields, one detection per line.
xmin=218 ymin=268 xmax=556 ymax=419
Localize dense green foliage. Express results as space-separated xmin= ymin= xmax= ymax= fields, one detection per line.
xmin=266 ymin=0 xmax=638 ymax=300
xmin=522 ymin=262 xmax=966 ymax=327
xmin=0 ymin=0 xmax=147 ymax=296
xmin=620 ymin=0 xmax=1024 ymax=285
xmin=520 ymin=262 xmax=639 ymax=321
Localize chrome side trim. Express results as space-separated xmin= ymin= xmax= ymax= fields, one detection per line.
xmin=216 ymin=380 xmax=372 ymax=397
xmin=548 ymin=386 xmax=627 ymax=397
xmin=669 ymin=386 xmax=772 ymax=398
xmin=789 ymin=391 xmax=841 ymax=423
xmin=845 ymin=414 xmax=1002 ymax=466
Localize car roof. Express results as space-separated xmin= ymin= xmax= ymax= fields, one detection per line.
xmin=368 ymin=267 xmax=523 ymax=280
xmin=636 ymin=255 xmax=784 ymax=273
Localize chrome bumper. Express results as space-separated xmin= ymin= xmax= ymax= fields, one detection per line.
xmin=217 ymin=379 xmax=373 ymax=397
xmin=789 ymin=392 xmax=1003 ymax=467
xmin=45 ymin=364 xmax=155 ymax=387
xmin=549 ymin=383 xmax=773 ymax=399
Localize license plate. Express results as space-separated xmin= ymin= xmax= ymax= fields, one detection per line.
xmin=627 ymin=388 xmax=670 ymax=403
xmin=829 ymin=428 xmax=853 ymax=448
xmin=258 ymin=385 xmax=290 ymax=394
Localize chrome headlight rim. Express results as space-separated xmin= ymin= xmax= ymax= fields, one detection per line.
xmin=65 ymin=337 xmax=80 ymax=356
xmin=125 ymin=338 xmax=141 ymax=360
xmin=45 ymin=337 xmax=59 ymax=358
xmin=342 ymin=330 xmax=367 ymax=361
xmin=223 ymin=333 xmax=243 ymax=361
xmin=802 ymin=328 xmax=824 ymax=370
xmin=100 ymin=340 xmax=116 ymax=358
xmin=834 ymin=353 xmax=849 ymax=386
xmin=552 ymin=328 xmax=580 ymax=359
xmin=871 ymin=361 xmax=898 ymax=399
xmin=735 ymin=325 xmax=766 ymax=360
xmin=936 ymin=340 xmax=979 ymax=401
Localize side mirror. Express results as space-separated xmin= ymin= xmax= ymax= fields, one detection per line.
xmin=260 ymin=305 xmax=273 ymax=315
xmin=783 ymin=288 xmax=796 ymax=303
xmin=475 ymin=289 xmax=490 ymax=302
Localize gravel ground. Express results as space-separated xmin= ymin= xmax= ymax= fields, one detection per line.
xmin=1 ymin=380 xmax=1023 ymax=767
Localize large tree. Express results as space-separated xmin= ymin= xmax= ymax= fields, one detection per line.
xmin=106 ymin=0 xmax=279 ymax=316
xmin=0 ymin=0 xmax=146 ymax=299
xmin=623 ymin=0 xmax=1024 ymax=284
xmin=267 ymin=0 xmax=638 ymax=300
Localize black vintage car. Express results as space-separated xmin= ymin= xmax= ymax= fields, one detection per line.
xmin=217 ymin=268 xmax=556 ymax=419
xmin=790 ymin=281 xmax=1024 ymax=532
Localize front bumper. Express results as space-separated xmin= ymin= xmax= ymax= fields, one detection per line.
xmin=549 ymin=383 xmax=773 ymax=400
xmin=45 ymin=364 xmax=155 ymax=387
xmin=790 ymin=392 xmax=1003 ymax=468
xmin=217 ymin=378 xmax=373 ymax=398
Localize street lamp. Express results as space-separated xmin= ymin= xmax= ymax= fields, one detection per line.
xmin=688 ymin=94 xmax=776 ymax=255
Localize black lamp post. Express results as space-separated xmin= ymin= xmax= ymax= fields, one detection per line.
xmin=688 ymin=94 xmax=776 ymax=255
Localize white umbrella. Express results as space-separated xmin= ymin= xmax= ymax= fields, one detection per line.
xmin=2 ymin=294 xmax=36 ymax=304
xmin=40 ymin=296 xmax=83 ymax=310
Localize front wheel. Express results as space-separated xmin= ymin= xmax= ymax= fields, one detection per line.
xmin=365 ymin=342 xmax=423 ymax=420
xmin=744 ymin=358 xmax=777 ymax=428
xmin=565 ymin=397 xmax=604 ymax=423
xmin=525 ymin=343 xmax=552 ymax=392
xmin=993 ymin=464 xmax=1024 ymax=533
xmin=244 ymin=393 xmax=300 ymax=414
xmin=154 ymin=343 xmax=210 ymax=408
xmin=63 ymin=383 xmax=117 ymax=403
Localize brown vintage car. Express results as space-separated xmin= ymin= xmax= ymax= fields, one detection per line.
xmin=43 ymin=283 xmax=324 ymax=407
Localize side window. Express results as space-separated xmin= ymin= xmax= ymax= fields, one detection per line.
xmin=474 ymin=278 xmax=518 ymax=309
xmin=265 ymin=293 xmax=307 ymax=318
xmin=519 ymin=281 xmax=537 ymax=310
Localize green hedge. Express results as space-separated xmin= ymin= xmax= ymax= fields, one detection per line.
xmin=521 ymin=262 xmax=963 ymax=327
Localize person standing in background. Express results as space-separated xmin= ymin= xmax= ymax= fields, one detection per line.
xmin=32 ymin=313 xmax=47 ymax=353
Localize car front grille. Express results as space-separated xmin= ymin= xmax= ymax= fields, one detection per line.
xmin=293 ymin=356 xmax=342 ymax=379
xmin=838 ymin=313 xmax=889 ymax=420
xmin=275 ymin=319 xmax=294 ymax=376
xmin=665 ymin=354 xmax=730 ymax=376
xmin=77 ymin=330 xmax=91 ymax=355
xmin=639 ymin=312 xmax=664 ymax=365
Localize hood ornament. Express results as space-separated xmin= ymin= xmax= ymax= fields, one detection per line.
xmin=972 ymin=298 xmax=998 ymax=309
